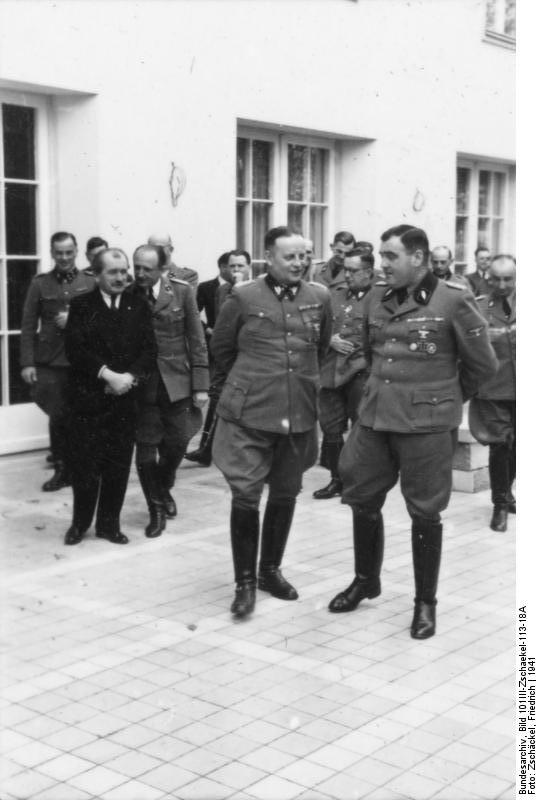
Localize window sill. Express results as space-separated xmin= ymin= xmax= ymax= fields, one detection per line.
xmin=483 ymin=30 xmax=516 ymax=50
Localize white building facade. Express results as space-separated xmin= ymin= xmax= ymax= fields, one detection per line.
xmin=0 ymin=0 xmax=515 ymax=453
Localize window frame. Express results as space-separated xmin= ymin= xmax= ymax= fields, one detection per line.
xmin=483 ymin=0 xmax=516 ymax=49
xmin=237 ymin=125 xmax=336 ymax=273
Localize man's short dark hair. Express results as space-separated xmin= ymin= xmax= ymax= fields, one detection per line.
xmin=332 ymin=231 xmax=355 ymax=247
xmin=346 ymin=250 xmax=375 ymax=270
xmin=264 ymin=226 xmax=297 ymax=250
xmin=86 ymin=236 xmax=108 ymax=251
xmin=354 ymin=241 xmax=373 ymax=255
xmin=217 ymin=251 xmax=230 ymax=269
xmin=381 ymin=225 xmax=429 ymax=263
xmin=93 ymin=248 xmax=129 ymax=275
xmin=227 ymin=248 xmax=252 ymax=266
xmin=474 ymin=246 xmax=491 ymax=257
xmin=133 ymin=244 xmax=167 ymax=270
xmin=51 ymin=231 xmax=77 ymax=249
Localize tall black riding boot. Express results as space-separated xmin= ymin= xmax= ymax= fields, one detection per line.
xmin=313 ymin=438 xmax=344 ymax=500
xmin=410 ymin=518 xmax=442 ymax=640
xmin=507 ymin=442 xmax=516 ymax=514
xmin=158 ymin=449 xmax=186 ymax=519
xmin=42 ymin=460 xmax=71 ymax=492
xmin=328 ymin=507 xmax=384 ymax=612
xmin=184 ymin=398 xmax=216 ymax=466
xmin=137 ymin=462 xmax=167 ymax=538
xmin=230 ymin=505 xmax=259 ymax=618
xmin=489 ymin=443 xmax=510 ymax=532
xmin=258 ymin=500 xmax=298 ymax=600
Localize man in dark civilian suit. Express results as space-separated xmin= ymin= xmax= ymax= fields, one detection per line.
xmin=63 ymin=248 xmax=157 ymax=546
xmin=466 ymin=247 xmax=491 ymax=296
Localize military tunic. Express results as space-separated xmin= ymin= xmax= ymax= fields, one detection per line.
xmin=319 ymin=283 xmax=370 ymax=438
xmin=339 ymin=272 xmax=498 ymax=519
xmin=134 ymin=277 xmax=209 ymax=458
xmin=211 ymin=275 xmax=332 ymax=508
xmin=311 ymin=257 xmax=347 ymax=291
xmin=19 ymin=267 xmax=95 ymax=461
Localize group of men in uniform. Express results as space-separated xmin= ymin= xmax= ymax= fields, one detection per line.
xmin=20 ymin=223 xmax=514 ymax=639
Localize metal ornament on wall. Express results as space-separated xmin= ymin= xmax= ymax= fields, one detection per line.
xmin=169 ymin=162 xmax=187 ymax=207
xmin=413 ymin=188 xmax=425 ymax=213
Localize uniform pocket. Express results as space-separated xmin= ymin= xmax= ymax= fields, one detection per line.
xmin=411 ymin=388 xmax=455 ymax=430
xmin=299 ymin=309 xmax=322 ymax=343
xmin=219 ymin=377 xmax=250 ymax=420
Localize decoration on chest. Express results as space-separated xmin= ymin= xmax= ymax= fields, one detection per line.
xmin=409 ymin=328 xmax=437 ymax=354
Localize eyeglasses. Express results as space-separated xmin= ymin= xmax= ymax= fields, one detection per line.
xmin=431 ymin=260 xmax=449 ymax=266
xmin=344 ymin=267 xmax=371 ymax=274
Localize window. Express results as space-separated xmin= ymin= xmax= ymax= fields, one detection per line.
xmin=0 ymin=96 xmax=48 ymax=407
xmin=455 ymin=159 xmax=515 ymax=272
xmin=485 ymin=0 xmax=516 ymax=46
xmin=236 ymin=128 xmax=334 ymax=274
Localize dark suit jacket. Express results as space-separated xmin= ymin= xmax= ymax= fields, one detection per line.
xmin=196 ymin=277 xmax=220 ymax=330
xmin=65 ymin=287 xmax=157 ymax=415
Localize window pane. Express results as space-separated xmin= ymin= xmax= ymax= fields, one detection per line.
xmin=456 ymin=167 xmax=471 ymax=215
xmin=478 ymin=171 xmax=491 ymax=216
xmin=491 ymin=219 xmax=503 ymax=253
xmin=492 ymin=172 xmax=505 ymax=216
xmin=5 ymin=183 xmax=37 ymax=255
xmin=485 ymin=0 xmax=496 ymax=30
xmin=505 ymin=0 xmax=516 ymax=36
xmin=237 ymin=138 xmax=248 ymax=198
xmin=309 ymin=206 xmax=326 ymax=257
xmin=310 ymin=148 xmax=328 ymax=203
xmin=2 ymin=104 xmax=35 ymax=181
xmin=477 ymin=217 xmax=490 ymax=249
xmin=7 ymin=259 xmax=39 ymax=330
xmin=8 ymin=334 xmax=31 ymax=405
xmin=236 ymin=202 xmax=248 ymax=250
xmin=455 ymin=217 xmax=467 ymax=263
xmin=287 ymin=204 xmax=305 ymax=235
xmin=288 ymin=144 xmax=307 ymax=202
xmin=252 ymin=203 xmax=271 ymax=261
xmin=252 ymin=140 xmax=272 ymax=199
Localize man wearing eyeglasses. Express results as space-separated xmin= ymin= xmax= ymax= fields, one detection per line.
xmin=313 ymin=249 xmax=375 ymax=500
xmin=430 ymin=246 xmax=471 ymax=290
xmin=467 ymin=247 xmax=492 ymax=296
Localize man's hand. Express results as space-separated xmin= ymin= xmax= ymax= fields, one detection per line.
xmin=102 ymin=368 xmax=135 ymax=395
xmin=55 ymin=311 xmax=69 ymax=330
xmin=21 ymin=367 xmax=37 ymax=385
xmin=193 ymin=391 xmax=209 ymax=407
xmin=330 ymin=334 xmax=355 ymax=355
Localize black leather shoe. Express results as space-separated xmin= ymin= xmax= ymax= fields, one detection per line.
xmin=507 ymin=490 xmax=516 ymax=514
xmin=328 ymin=576 xmax=381 ymax=613
xmin=64 ymin=525 xmax=85 ymax=545
xmin=145 ymin=507 xmax=166 ymax=538
xmin=313 ymin=478 xmax=343 ymax=500
xmin=258 ymin=568 xmax=298 ymax=600
xmin=184 ymin=448 xmax=211 ymax=467
xmin=410 ymin=600 xmax=436 ymax=639
xmin=42 ymin=467 xmax=71 ymax=492
xmin=231 ymin=583 xmax=256 ymax=617
xmin=490 ymin=505 xmax=508 ymax=532
xmin=162 ymin=489 xmax=177 ymax=519
xmin=96 ymin=531 xmax=129 ymax=544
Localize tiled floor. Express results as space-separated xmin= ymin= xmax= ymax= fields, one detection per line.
xmin=1 ymin=450 xmax=516 ymax=799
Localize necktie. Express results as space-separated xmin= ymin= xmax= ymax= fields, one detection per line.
xmin=396 ymin=288 xmax=408 ymax=305
xmin=147 ymin=289 xmax=156 ymax=305
xmin=111 ymin=295 xmax=118 ymax=311
xmin=502 ymin=298 xmax=511 ymax=317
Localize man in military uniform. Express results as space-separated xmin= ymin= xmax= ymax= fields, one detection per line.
xmin=132 ymin=244 xmax=209 ymax=537
xmin=313 ymin=249 xmax=375 ymax=500
xmin=430 ymin=246 xmax=471 ymax=290
xmin=147 ymin=232 xmax=198 ymax=291
xmin=311 ymin=230 xmax=356 ymax=289
xmin=329 ymin=224 xmax=498 ymax=639
xmin=211 ymin=226 xmax=332 ymax=618
xmin=20 ymin=231 xmax=95 ymax=491
xmin=466 ymin=246 xmax=491 ymax=296
xmin=469 ymin=255 xmax=516 ymax=533
xmin=186 ymin=250 xmax=251 ymax=467
xmin=83 ymin=237 xmax=109 ymax=276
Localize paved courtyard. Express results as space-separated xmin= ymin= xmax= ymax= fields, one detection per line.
xmin=1 ymin=449 xmax=516 ymax=800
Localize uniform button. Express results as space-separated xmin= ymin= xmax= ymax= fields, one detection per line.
xmin=286 ymin=314 xmax=291 ymax=318
xmin=385 ymin=379 xmax=390 ymax=384
xmin=288 ymin=350 xmax=293 ymax=354
xmin=288 ymin=368 xmax=293 ymax=372
xmin=287 ymin=331 xmax=291 ymax=336
xmin=432 ymin=397 xmax=437 ymax=402
xmin=392 ymin=338 xmax=396 ymax=342
xmin=388 ymin=358 xmax=393 ymax=363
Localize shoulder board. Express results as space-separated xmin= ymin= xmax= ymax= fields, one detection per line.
xmin=35 ymin=271 xmax=52 ymax=279
xmin=374 ymin=280 xmax=388 ymax=286
xmin=234 ymin=279 xmax=255 ymax=289
xmin=308 ymin=280 xmax=329 ymax=290
xmin=169 ymin=277 xmax=189 ymax=286
xmin=474 ymin=293 xmax=487 ymax=301
xmin=445 ymin=281 xmax=465 ymax=290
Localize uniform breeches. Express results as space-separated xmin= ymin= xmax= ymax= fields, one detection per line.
xmin=68 ymin=404 xmax=136 ymax=532
xmin=136 ymin=379 xmax=202 ymax=465
xmin=468 ymin=399 xmax=515 ymax=447
xmin=213 ymin=417 xmax=318 ymax=510
xmin=339 ymin=424 xmax=458 ymax=521
xmin=318 ymin=371 xmax=367 ymax=440
xmin=33 ymin=366 xmax=70 ymax=461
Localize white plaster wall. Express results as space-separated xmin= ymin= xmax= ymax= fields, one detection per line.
xmin=0 ymin=0 xmax=515 ymax=277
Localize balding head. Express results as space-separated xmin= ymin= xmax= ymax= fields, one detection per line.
xmin=147 ymin=232 xmax=173 ymax=266
xmin=489 ymin=255 xmax=516 ymax=298
xmin=430 ymin=246 xmax=453 ymax=277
